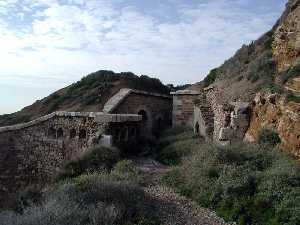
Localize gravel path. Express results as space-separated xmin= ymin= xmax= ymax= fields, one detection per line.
xmin=133 ymin=158 xmax=231 ymax=225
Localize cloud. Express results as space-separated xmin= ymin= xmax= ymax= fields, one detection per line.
xmin=0 ymin=0 xmax=286 ymax=87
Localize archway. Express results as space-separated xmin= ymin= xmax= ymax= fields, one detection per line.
xmin=70 ymin=129 xmax=77 ymax=139
xmin=79 ymin=129 xmax=87 ymax=139
xmin=195 ymin=122 xmax=200 ymax=135
xmin=57 ymin=128 xmax=64 ymax=139
xmin=138 ymin=109 xmax=151 ymax=134
xmin=138 ymin=110 xmax=148 ymax=122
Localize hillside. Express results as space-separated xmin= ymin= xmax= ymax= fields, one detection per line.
xmin=0 ymin=71 xmax=170 ymax=126
xmin=196 ymin=0 xmax=300 ymax=155
xmin=197 ymin=0 xmax=300 ymax=102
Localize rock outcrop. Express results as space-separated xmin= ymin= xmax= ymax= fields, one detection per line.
xmin=245 ymin=92 xmax=300 ymax=156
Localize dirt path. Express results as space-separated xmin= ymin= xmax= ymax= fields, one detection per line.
xmin=133 ymin=158 xmax=231 ymax=225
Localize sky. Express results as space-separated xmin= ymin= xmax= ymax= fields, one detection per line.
xmin=0 ymin=0 xmax=287 ymax=114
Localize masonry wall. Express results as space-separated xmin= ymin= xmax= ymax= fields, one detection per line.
xmin=112 ymin=93 xmax=172 ymax=134
xmin=0 ymin=115 xmax=106 ymax=207
xmin=172 ymin=93 xmax=199 ymax=128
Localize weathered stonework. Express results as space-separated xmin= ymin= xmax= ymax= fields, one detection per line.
xmin=171 ymin=90 xmax=200 ymax=127
xmin=105 ymin=89 xmax=172 ymax=134
xmin=273 ymin=0 xmax=300 ymax=72
xmin=0 ymin=112 xmax=142 ymax=207
xmin=194 ymin=88 xmax=250 ymax=144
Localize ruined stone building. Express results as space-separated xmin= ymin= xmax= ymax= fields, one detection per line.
xmin=172 ymin=87 xmax=250 ymax=145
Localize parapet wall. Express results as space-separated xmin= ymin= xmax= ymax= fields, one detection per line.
xmin=0 ymin=112 xmax=141 ymax=207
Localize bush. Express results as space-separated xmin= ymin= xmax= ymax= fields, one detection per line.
xmin=0 ymin=172 xmax=160 ymax=225
xmin=286 ymin=92 xmax=300 ymax=103
xmin=279 ymin=61 xmax=300 ymax=84
xmin=156 ymin=128 xmax=201 ymax=165
xmin=111 ymin=160 xmax=144 ymax=184
xmin=246 ymin=50 xmax=276 ymax=83
xmin=57 ymin=146 xmax=120 ymax=180
xmin=161 ymin=136 xmax=300 ymax=225
xmin=258 ymin=128 xmax=281 ymax=147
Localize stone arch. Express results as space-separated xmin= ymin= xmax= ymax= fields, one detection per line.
xmin=137 ymin=108 xmax=152 ymax=134
xmin=138 ymin=109 xmax=148 ymax=122
xmin=57 ymin=128 xmax=64 ymax=139
xmin=48 ymin=127 xmax=56 ymax=139
xmin=79 ymin=129 xmax=87 ymax=139
xmin=70 ymin=129 xmax=77 ymax=139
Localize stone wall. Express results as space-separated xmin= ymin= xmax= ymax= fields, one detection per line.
xmin=105 ymin=89 xmax=172 ymax=134
xmin=171 ymin=90 xmax=200 ymax=128
xmin=194 ymin=88 xmax=250 ymax=144
xmin=0 ymin=112 xmax=141 ymax=207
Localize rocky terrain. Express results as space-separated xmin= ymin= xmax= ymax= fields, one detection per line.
xmin=195 ymin=0 xmax=300 ymax=155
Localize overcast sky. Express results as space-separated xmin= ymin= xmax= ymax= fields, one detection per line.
xmin=0 ymin=0 xmax=287 ymax=114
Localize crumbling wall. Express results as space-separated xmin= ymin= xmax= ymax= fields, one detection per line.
xmin=194 ymin=88 xmax=250 ymax=144
xmin=172 ymin=90 xmax=200 ymax=127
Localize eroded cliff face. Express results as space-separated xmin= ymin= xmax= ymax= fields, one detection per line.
xmin=273 ymin=0 xmax=300 ymax=72
xmin=245 ymin=92 xmax=300 ymax=156
xmin=245 ymin=0 xmax=300 ymax=156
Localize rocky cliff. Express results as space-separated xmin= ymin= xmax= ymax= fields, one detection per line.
xmin=199 ymin=0 xmax=300 ymax=156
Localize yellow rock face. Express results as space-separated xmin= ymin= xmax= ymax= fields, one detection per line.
xmin=246 ymin=92 xmax=300 ymax=157
xmin=273 ymin=1 xmax=300 ymax=72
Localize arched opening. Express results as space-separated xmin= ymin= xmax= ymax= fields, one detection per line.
xmin=138 ymin=110 xmax=148 ymax=122
xmin=195 ymin=122 xmax=200 ymax=134
xmin=48 ymin=127 xmax=56 ymax=139
xmin=70 ymin=129 xmax=77 ymax=139
xmin=79 ymin=129 xmax=87 ymax=139
xmin=57 ymin=128 xmax=64 ymax=139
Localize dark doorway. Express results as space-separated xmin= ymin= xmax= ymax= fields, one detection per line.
xmin=138 ymin=110 xmax=148 ymax=122
xmin=195 ymin=122 xmax=200 ymax=134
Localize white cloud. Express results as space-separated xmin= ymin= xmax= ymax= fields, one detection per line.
xmin=0 ymin=0 xmax=286 ymax=103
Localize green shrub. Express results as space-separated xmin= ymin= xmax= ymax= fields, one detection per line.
xmin=203 ymin=68 xmax=219 ymax=87
xmin=286 ymin=92 xmax=300 ymax=103
xmin=57 ymin=146 xmax=120 ymax=180
xmin=111 ymin=160 xmax=144 ymax=184
xmin=246 ymin=50 xmax=276 ymax=83
xmin=258 ymin=128 xmax=281 ymax=147
xmin=279 ymin=61 xmax=300 ymax=84
xmin=0 ymin=172 xmax=159 ymax=225
xmin=161 ymin=137 xmax=300 ymax=225
xmin=158 ymin=138 xmax=201 ymax=165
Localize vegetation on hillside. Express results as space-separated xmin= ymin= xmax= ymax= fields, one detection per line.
xmin=202 ymin=30 xmax=276 ymax=88
xmin=0 ymin=145 xmax=160 ymax=225
xmin=0 ymin=70 xmax=171 ymax=127
xmin=158 ymin=128 xmax=300 ymax=225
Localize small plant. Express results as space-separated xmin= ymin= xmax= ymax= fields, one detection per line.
xmin=258 ymin=128 xmax=281 ymax=147
xmin=286 ymin=92 xmax=300 ymax=103
xmin=111 ymin=160 xmax=144 ymax=184
xmin=57 ymin=146 xmax=120 ymax=180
